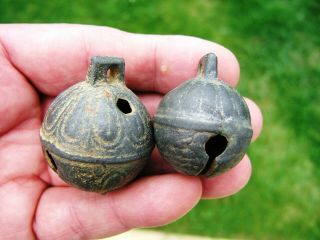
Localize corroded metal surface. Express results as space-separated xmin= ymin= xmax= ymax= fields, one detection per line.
xmin=40 ymin=56 xmax=154 ymax=193
xmin=154 ymin=53 xmax=252 ymax=177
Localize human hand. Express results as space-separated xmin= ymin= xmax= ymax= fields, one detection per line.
xmin=0 ymin=24 xmax=263 ymax=239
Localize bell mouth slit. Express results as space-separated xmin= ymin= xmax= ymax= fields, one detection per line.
xmin=201 ymin=134 xmax=228 ymax=175
xmin=45 ymin=150 xmax=58 ymax=172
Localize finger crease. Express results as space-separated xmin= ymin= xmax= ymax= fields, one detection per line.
xmin=0 ymin=33 xmax=10 ymax=60
xmin=152 ymin=38 xmax=159 ymax=92
xmin=30 ymin=182 xmax=47 ymax=240
xmin=68 ymin=204 xmax=88 ymax=239
xmin=81 ymin=28 xmax=90 ymax=70
xmin=108 ymin=193 xmax=129 ymax=231
xmin=0 ymin=31 xmax=30 ymax=81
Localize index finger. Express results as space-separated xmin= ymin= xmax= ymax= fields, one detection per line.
xmin=0 ymin=24 xmax=240 ymax=95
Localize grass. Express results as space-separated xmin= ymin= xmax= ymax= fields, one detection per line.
xmin=1 ymin=0 xmax=319 ymax=239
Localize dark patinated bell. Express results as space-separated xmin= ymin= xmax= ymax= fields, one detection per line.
xmin=154 ymin=53 xmax=252 ymax=177
xmin=40 ymin=56 xmax=154 ymax=193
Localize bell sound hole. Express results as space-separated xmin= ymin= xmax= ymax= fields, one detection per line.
xmin=117 ymin=98 xmax=132 ymax=114
xmin=202 ymin=135 xmax=228 ymax=174
xmin=45 ymin=150 xmax=58 ymax=172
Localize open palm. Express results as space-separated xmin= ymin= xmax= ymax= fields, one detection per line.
xmin=0 ymin=24 xmax=262 ymax=239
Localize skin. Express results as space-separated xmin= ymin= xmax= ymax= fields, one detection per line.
xmin=0 ymin=24 xmax=263 ymax=239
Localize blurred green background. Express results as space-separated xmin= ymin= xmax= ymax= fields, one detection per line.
xmin=1 ymin=0 xmax=319 ymax=239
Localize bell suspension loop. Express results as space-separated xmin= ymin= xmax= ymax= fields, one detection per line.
xmin=86 ymin=56 xmax=125 ymax=85
xmin=197 ymin=53 xmax=218 ymax=79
